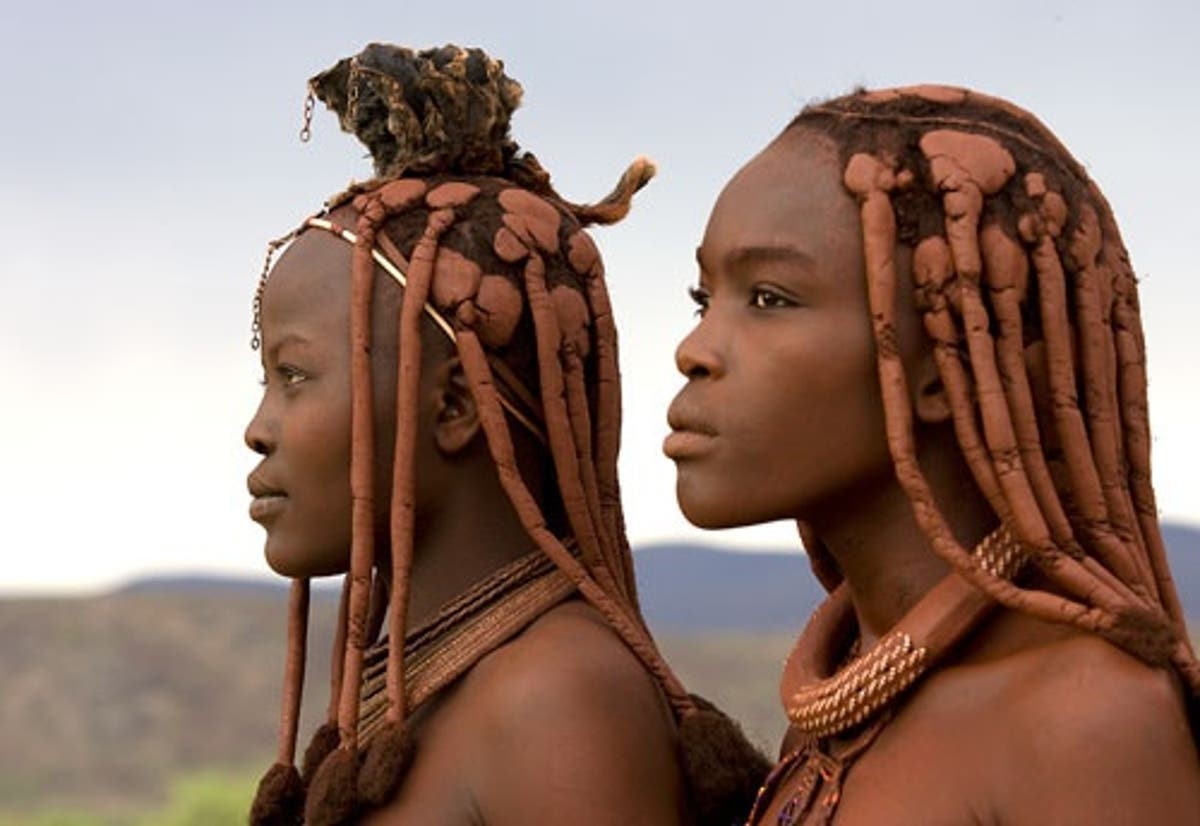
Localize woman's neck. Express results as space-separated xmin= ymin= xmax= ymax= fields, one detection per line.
xmin=806 ymin=448 xmax=995 ymax=648
xmin=397 ymin=468 xmax=542 ymax=634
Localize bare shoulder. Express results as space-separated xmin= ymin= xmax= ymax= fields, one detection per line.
xmin=450 ymin=599 xmax=687 ymax=826
xmin=491 ymin=599 xmax=661 ymax=686
xmin=988 ymin=628 xmax=1200 ymax=825
xmin=1000 ymin=630 xmax=1194 ymax=744
xmin=463 ymin=600 xmax=673 ymax=727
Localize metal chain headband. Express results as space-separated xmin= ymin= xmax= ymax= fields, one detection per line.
xmin=252 ymin=216 xmax=547 ymax=445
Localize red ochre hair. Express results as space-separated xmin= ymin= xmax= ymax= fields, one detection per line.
xmin=789 ymin=85 xmax=1199 ymax=703
xmin=249 ymin=44 xmax=768 ymax=825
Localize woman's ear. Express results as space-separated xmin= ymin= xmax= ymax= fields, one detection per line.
xmin=431 ymin=357 xmax=481 ymax=455
xmin=912 ymin=350 xmax=954 ymax=425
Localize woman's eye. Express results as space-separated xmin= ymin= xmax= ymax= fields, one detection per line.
xmin=750 ymin=287 xmax=793 ymax=310
xmin=687 ymin=285 xmax=711 ymax=317
xmin=280 ymin=365 xmax=308 ymax=387
xmin=261 ymin=364 xmax=308 ymax=389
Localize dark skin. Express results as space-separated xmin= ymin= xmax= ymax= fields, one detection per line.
xmin=667 ymin=127 xmax=1200 ymax=824
xmin=246 ymin=208 xmax=687 ymax=825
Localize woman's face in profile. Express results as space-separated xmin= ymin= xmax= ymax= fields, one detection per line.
xmin=666 ymin=127 xmax=925 ymax=530
xmin=245 ymin=229 xmax=355 ymax=578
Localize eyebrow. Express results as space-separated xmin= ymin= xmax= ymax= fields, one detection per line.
xmin=265 ymin=332 xmax=311 ymax=360
xmin=695 ymin=243 xmax=818 ymax=277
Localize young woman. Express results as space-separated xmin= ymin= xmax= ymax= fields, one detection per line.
xmin=666 ymin=85 xmax=1200 ymax=825
xmin=245 ymin=43 xmax=766 ymax=825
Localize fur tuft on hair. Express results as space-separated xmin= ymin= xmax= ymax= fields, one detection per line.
xmin=304 ymin=747 xmax=359 ymax=826
xmin=356 ymin=720 xmax=417 ymax=808
xmin=301 ymin=721 xmax=342 ymax=785
xmin=678 ymin=694 xmax=773 ymax=826
xmin=1104 ymin=606 xmax=1180 ymax=667
xmin=310 ymin=43 xmax=522 ymax=180
xmin=570 ymin=155 xmax=657 ymax=227
xmin=249 ymin=762 xmax=304 ymax=826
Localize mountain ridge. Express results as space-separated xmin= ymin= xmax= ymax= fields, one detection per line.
xmin=112 ymin=522 xmax=1200 ymax=634
xmin=1 ymin=524 xmax=1196 ymax=815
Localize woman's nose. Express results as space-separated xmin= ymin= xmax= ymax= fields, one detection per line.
xmin=244 ymin=398 xmax=275 ymax=456
xmin=674 ymin=321 xmax=723 ymax=380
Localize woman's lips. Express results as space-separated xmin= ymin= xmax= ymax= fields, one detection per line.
xmin=247 ymin=474 xmax=286 ymax=523
xmin=249 ymin=494 xmax=287 ymax=523
xmin=663 ymin=428 xmax=717 ymax=459
xmin=664 ymin=400 xmax=718 ymax=459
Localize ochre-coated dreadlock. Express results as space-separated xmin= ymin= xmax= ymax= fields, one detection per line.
xmin=790 ymin=85 xmax=1199 ymax=702
xmin=249 ymin=44 xmax=768 ymax=826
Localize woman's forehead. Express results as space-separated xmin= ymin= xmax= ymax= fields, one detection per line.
xmin=701 ymin=129 xmax=859 ymax=274
xmin=262 ymin=228 xmax=354 ymax=320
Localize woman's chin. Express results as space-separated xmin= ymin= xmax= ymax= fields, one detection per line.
xmin=264 ymin=545 xmax=349 ymax=579
xmin=678 ymin=499 xmax=744 ymax=531
xmin=677 ymin=487 xmax=783 ymax=531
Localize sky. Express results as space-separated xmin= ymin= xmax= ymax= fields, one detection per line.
xmin=1 ymin=0 xmax=1197 ymax=593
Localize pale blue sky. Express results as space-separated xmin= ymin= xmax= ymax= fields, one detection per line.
xmin=2 ymin=0 xmax=1197 ymax=592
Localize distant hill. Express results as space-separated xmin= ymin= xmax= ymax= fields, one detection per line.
xmin=115 ymin=522 xmax=1200 ymax=636
xmin=115 ymin=574 xmax=284 ymax=596
xmin=636 ymin=521 xmax=1200 ymax=633
xmin=1162 ymin=523 xmax=1200 ymax=612
xmin=3 ymin=523 xmax=1192 ymax=816
xmin=632 ymin=544 xmax=816 ymax=633
xmin=0 ymin=591 xmax=786 ymax=817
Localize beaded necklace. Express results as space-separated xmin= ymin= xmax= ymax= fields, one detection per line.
xmin=746 ymin=526 xmax=1024 ymax=825
xmin=356 ymin=549 xmax=575 ymax=747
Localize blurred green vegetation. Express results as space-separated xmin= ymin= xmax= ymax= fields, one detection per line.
xmin=0 ymin=769 xmax=258 ymax=826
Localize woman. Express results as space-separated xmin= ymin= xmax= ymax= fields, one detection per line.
xmin=666 ymin=85 xmax=1200 ymax=824
xmin=246 ymin=43 xmax=766 ymax=825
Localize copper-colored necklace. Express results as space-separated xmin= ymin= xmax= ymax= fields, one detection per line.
xmin=746 ymin=526 xmax=1024 ymax=825
xmin=781 ymin=526 xmax=1023 ymax=737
